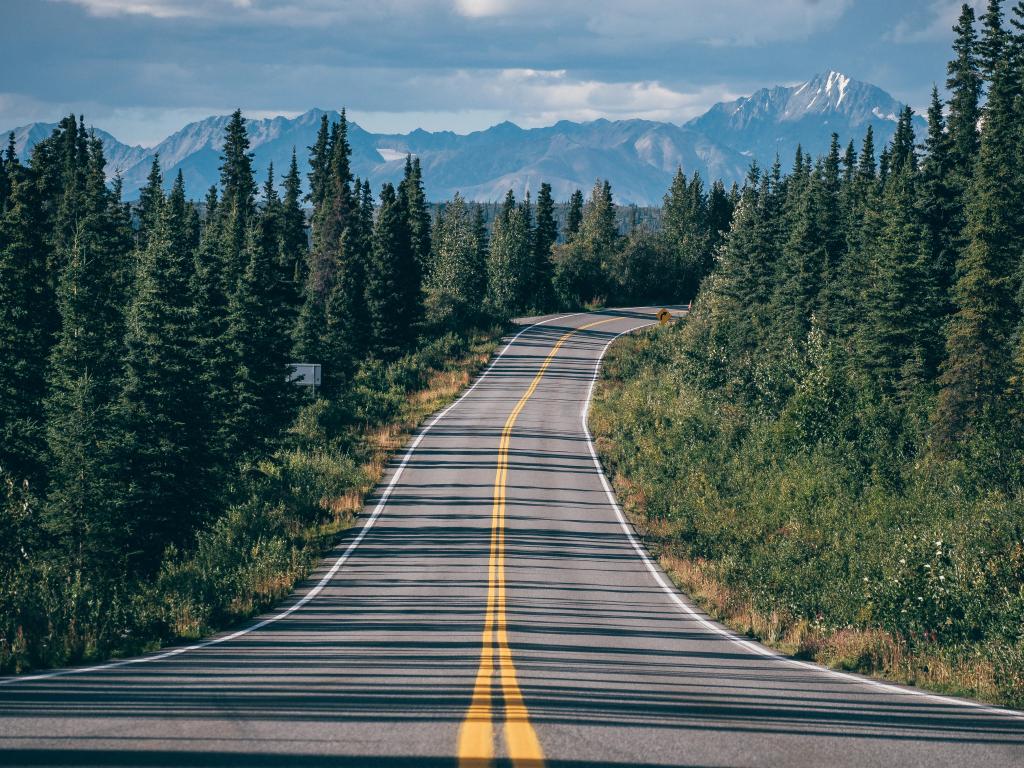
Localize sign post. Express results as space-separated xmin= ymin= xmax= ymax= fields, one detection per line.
xmin=287 ymin=363 xmax=322 ymax=397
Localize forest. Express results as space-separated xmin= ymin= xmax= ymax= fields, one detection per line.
xmin=0 ymin=92 xmax=723 ymax=670
xmin=591 ymin=2 xmax=1024 ymax=706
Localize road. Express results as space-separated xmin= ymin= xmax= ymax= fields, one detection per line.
xmin=1 ymin=307 xmax=1022 ymax=767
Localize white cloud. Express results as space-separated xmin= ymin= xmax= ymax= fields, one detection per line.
xmin=453 ymin=0 xmax=513 ymax=18
xmin=53 ymin=0 xmax=851 ymax=44
xmin=395 ymin=68 xmax=742 ymax=126
xmin=450 ymin=0 xmax=852 ymax=45
xmin=887 ymin=0 xmax=985 ymax=44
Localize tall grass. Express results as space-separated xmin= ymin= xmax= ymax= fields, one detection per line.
xmin=0 ymin=328 xmax=501 ymax=674
xmin=590 ymin=326 xmax=1024 ymax=708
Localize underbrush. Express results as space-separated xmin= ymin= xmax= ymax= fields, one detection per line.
xmin=590 ymin=326 xmax=1024 ymax=708
xmin=0 ymin=328 xmax=501 ymax=674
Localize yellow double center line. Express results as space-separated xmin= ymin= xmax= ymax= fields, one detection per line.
xmin=457 ymin=317 xmax=618 ymax=768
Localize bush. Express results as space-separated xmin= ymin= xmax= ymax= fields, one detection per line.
xmin=591 ymin=323 xmax=1024 ymax=707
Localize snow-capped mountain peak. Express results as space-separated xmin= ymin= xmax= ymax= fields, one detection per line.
xmin=5 ymin=73 xmax=925 ymax=205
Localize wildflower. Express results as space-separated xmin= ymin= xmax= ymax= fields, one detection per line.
xmin=899 ymin=558 xmax=906 ymax=565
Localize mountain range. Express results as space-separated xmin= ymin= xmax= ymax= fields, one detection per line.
xmin=5 ymin=71 xmax=925 ymax=206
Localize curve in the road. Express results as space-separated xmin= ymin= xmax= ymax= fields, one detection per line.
xmin=1 ymin=307 xmax=1022 ymax=768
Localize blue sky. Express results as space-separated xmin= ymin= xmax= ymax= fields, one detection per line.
xmin=1 ymin=0 xmax=991 ymax=146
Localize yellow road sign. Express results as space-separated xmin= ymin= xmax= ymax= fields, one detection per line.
xmin=657 ymin=308 xmax=672 ymax=325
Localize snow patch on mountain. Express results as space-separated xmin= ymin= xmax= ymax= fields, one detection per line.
xmin=4 ymin=71 xmax=925 ymax=205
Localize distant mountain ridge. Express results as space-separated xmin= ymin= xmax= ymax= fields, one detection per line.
xmin=5 ymin=71 xmax=925 ymax=206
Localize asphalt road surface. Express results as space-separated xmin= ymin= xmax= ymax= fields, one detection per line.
xmin=2 ymin=307 xmax=1023 ymax=768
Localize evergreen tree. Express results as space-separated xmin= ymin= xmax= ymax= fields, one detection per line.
xmin=486 ymin=200 xmax=533 ymax=319
xmin=816 ymin=135 xmax=847 ymax=330
xmin=280 ymin=148 xmax=308 ymax=319
xmin=217 ymin=111 xmax=257 ymax=297
xmin=553 ymin=181 xmax=617 ymax=307
xmin=366 ymin=183 xmax=416 ymax=359
xmin=0 ymin=133 xmax=12 ymax=213
xmin=661 ymin=169 xmax=711 ymax=300
xmin=190 ymin=185 xmax=234 ymax=474
xmin=223 ymin=202 xmax=294 ymax=460
xmin=889 ymin=107 xmax=918 ymax=174
xmin=43 ymin=135 xmax=128 ymax=574
xmin=322 ymin=229 xmax=361 ymax=386
xmin=857 ymin=161 xmax=936 ymax=396
xmin=425 ymin=194 xmax=485 ymax=330
xmin=135 ymin=156 xmax=163 ymax=251
xmin=946 ymin=4 xmax=982 ymax=182
xmin=920 ymin=87 xmax=959 ymax=314
xmin=706 ymin=179 xmax=734 ymax=251
xmin=472 ymin=203 xmax=490 ymax=270
xmin=935 ymin=56 xmax=1023 ymax=442
xmin=979 ymin=0 xmax=1007 ymax=86
xmin=565 ymin=189 xmax=584 ymax=241
xmin=395 ymin=158 xmax=427 ymax=338
xmin=399 ymin=156 xmax=432 ymax=269
xmin=307 ymin=114 xmax=331 ymax=210
xmin=770 ymin=169 xmax=826 ymax=348
xmin=531 ymin=182 xmax=557 ymax=311
xmin=118 ymin=177 xmax=204 ymax=566
xmin=0 ymin=160 xmax=51 ymax=482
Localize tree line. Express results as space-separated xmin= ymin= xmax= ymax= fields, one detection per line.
xmin=591 ymin=0 xmax=1024 ymax=708
xmin=0 ymin=97 xmax=729 ymax=666
xmin=693 ymin=0 xmax=1024 ymax=451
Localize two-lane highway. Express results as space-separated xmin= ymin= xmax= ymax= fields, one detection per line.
xmin=2 ymin=308 xmax=1023 ymax=767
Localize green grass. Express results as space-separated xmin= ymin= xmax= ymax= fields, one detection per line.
xmin=590 ymin=324 xmax=1024 ymax=709
xmin=0 ymin=328 xmax=502 ymax=675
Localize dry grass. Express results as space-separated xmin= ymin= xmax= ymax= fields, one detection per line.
xmin=655 ymin=550 xmax=1001 ymax=701
xmin=593 ymin=368 xmax=1006 ymax=705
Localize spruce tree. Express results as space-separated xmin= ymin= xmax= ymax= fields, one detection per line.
xmin=280 ymin=148 xmax=308 ymax=318
xmin=816 ymin=134 xmax=846 ymax=330
xmin=0 ymin=160 xmax=51 ymax=482
xmin=565 ymin=189 xmax=584 ymax=241
xmin=472 ymin=203 xmax=490 ymax=270
xmin=946 ymin=4 xmax=982 ymax=183
xmin=399 ymin=156 xmax=432 ymax=269
xmin=395 ymin=158 xmax=427 ymax=339
xmin=44 ymin=135 xmax=128 ymax=574
xmin=486 ymin=201 xmax=533 ymax=319
xmin=857 ymin=161 xmax=936 ymax=396
xmin=771 ymin=170 xmax=826 ymax=349
xmin=425 ymin=194 xmax=485 ymax=330
xmin=322 ymin=229 xmax=360 ymax=387
xmin=365 ymin=183 xmax=414 ymax=359
xmin=307 ymin=114 xmax=331 ymax=210
xmin=662 ymin=170 xmax=711 ymax=300
xmin=979 ymin=0 xmax=1007 ymax=86
xmin=920 ymin=87 xmax=959 ymax=314
xmin=136 ymin=156 xmax=163 ymax=251
xmin=119 ymin=177 xmax=204 ymax=566
xmin=223 ymin=203 xmax=294 ymax=460
xmin=532 ymin=182 xmax=557 ymax=311
xmin=935 ymin=57 xmax=1023 ymax=443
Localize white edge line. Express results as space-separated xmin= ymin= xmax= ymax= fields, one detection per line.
xmin=581 ymin=322 xmax=1024 ymax=722
xmin=0 ymin=312 xmax=586 ymax=687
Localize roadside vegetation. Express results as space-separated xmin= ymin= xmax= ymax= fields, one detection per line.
xmin=592 ymin=3 xmax=1024 ymax=709
xmin=0 ymin=90 xmax=711 ymax=673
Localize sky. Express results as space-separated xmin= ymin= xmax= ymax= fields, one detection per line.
xmin=0 ymin=0 xmax=993 ymax=146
